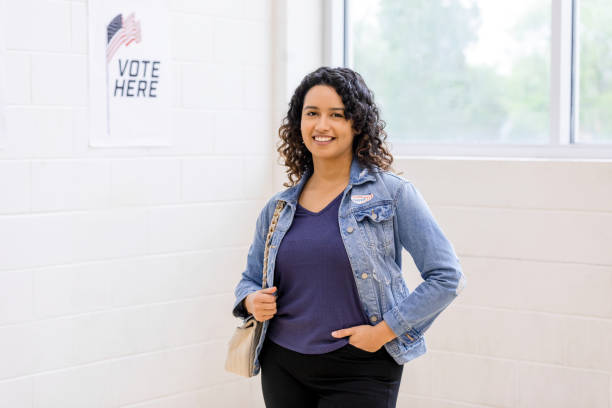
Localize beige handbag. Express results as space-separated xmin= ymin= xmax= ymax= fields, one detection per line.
xmin=225 ymin=200 xmax=286 ymax=377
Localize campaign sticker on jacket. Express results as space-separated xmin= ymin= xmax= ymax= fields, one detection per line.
xmin=351 ymin=193 xmax=373 ymax=204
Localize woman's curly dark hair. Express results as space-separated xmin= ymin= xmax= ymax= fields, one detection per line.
xmin=277 ymin=66 xmax=394 ymax=187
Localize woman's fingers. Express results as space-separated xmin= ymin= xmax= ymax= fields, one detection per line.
xmin=254 ymin=303 xmax=277 ymax=321
xmin=256 ymin=293 xmax=277 ymax=303
xmin=256 ymin=305 xmax=276 ymax=315
xmin=250 ymin=287 xmax=278 ymax=321
xmin=257 ymin=303 xmax=276 ymax=311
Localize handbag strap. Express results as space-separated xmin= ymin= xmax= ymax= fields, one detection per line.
xmin=261 ymin=200 xmax=286 ymax=289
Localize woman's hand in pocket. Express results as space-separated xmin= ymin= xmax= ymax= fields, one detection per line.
xmin=331 ymin=324 xmax=383 ymax=352
xmin=331 ymin=321 xmax=397 ymax=352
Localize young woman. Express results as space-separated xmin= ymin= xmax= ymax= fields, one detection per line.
xmin=231 ymin=67 xmax=466 ymax=408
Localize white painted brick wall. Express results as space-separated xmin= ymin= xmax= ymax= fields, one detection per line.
xmin=395 ymin=158 xmax=612 ymax=408
xmin=0 ymin=0 xmax=272 ymax=406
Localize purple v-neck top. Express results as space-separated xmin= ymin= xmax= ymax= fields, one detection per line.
xmin=266 ymin=191 xmax=370 ymax=354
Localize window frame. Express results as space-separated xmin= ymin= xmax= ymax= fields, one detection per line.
xmin=326 ymin=0 xmax=612 ymax=159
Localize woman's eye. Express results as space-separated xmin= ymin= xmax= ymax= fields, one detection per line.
xmin=305 ymin=111 xmax=317 ymax=116
xmin=333 ymin=113 xmax=344 ymax=118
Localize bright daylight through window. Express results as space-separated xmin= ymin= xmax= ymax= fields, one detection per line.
xmin=347 ymin=0 xmax=612 ymax=147
xmin=577 ymin=0 xmax=612 ymax=144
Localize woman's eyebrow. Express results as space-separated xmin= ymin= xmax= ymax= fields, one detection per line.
xmin=303 ymin=105 xmax=345 ymax=111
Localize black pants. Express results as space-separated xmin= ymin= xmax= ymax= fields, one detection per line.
xmin=259 ymin=336 xmax=403 ymax=408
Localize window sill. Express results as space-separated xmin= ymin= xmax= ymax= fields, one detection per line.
xmin=390 ymin=143 xmax=612 ymax=161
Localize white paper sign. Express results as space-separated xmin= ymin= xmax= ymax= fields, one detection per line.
xmin=88 ymin=0 xmax=171 ymax=146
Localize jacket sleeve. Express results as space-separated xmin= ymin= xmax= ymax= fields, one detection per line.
xmin=382 ymin=181 xmax=466 ymax=338
xmin=231 ymin=201 xmax=271 ymax=320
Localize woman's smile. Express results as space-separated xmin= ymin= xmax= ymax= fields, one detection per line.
xmin=313 ymin=134 xmax=336 ymax=144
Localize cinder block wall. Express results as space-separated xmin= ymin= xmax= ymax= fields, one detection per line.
xmin=0 ymin=0 xmax=273 ymax=406
xmin=394 ymin=158 xmax=612 ymax=408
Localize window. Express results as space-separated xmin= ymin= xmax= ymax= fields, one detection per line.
xmin=335 ymin=0 xmax=612 ymax=158
xmin=576 ymin=0 xmax=612 ymax=144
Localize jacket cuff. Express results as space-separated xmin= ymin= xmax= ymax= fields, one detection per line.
xmin=232 ymin=290 xmax=256 ymax=319
xmin=382 ymin=306 xmax=409 ymax=338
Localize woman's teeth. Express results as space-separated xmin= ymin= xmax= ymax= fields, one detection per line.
xmin=314 ymin=136 xmax=333 ymax=141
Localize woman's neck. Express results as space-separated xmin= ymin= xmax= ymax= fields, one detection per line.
xmin=309 ymin=155 xmax=352 ymax=189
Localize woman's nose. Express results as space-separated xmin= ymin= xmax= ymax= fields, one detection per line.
xmin=315 ymin=115 xmax=330 ymax=131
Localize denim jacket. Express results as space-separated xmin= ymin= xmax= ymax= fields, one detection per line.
xmin=232 ymin=156 xmax=466 ymax=376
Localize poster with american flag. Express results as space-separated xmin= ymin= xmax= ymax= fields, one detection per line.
xmin=88 ymin=0 xmax=171 ymax=147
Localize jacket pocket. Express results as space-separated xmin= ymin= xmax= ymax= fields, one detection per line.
xmin=352 ymin=201 xmax=394 ymax=255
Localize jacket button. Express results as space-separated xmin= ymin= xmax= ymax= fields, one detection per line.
xmin=370 ymin=315 xmax=378 ymax=322
xmin=371 ymin=213 xmax=377 ymax=220
xmin=361 ymin=273 xmax=368 ymax=279
xmin=346 ymin=227 xmax=354 ymax=233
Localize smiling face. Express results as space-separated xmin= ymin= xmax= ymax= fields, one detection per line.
xmin=300 ymin=85 xmax=355 ymax=164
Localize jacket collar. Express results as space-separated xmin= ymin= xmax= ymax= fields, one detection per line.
xmin=277 ymin=156 xmax=377 ymax=207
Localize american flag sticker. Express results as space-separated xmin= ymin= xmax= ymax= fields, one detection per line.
xmin=351 ymin=193 xmax=374 ymax=204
